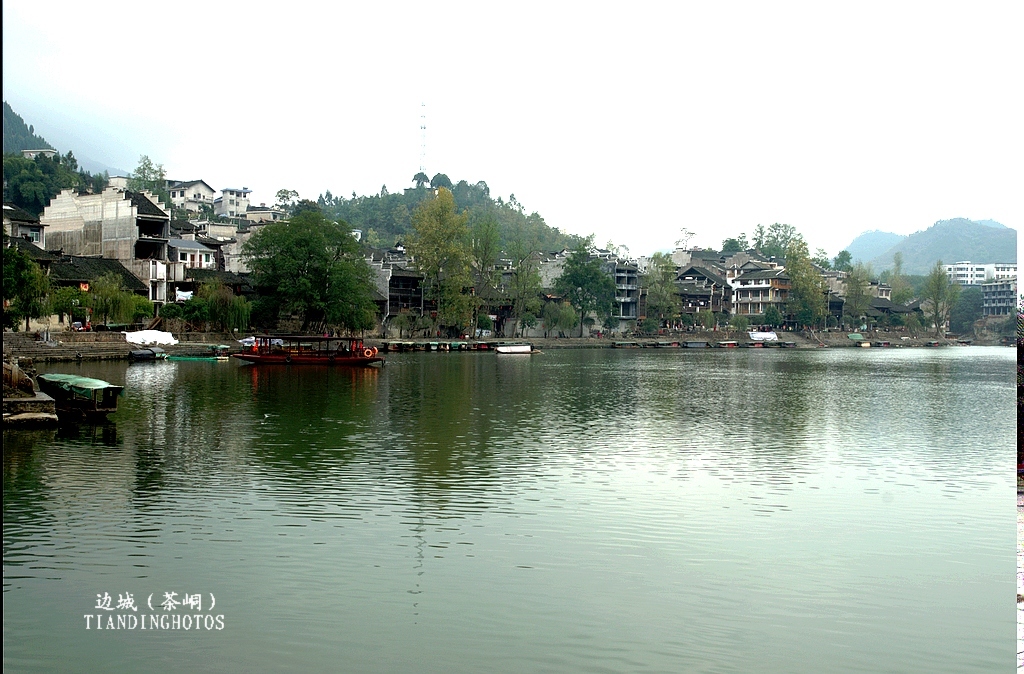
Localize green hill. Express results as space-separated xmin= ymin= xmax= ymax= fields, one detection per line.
xmin=3 ymin=101 xmax=53 ymax=153
xmin=845 ymin=230 xmax=906 ymax=263
xmin=867 ymin=218 xmax=1016 ymax=274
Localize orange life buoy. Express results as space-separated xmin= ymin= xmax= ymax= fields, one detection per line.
xmin=363 ymin=348 xmax=373 ymax=358
xmin=371 ymin=346 xmax=378 ymax=355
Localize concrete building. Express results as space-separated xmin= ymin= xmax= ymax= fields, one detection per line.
xmin=214 ymin=188 xmax=252 ymax=218
xmin=21 ymin=148 xmax=57 ymax=160
xmin=944 ymin=261 xmax=1017 ymax=285
xmin=166 ymin=180 xmax=216 ymax=212
xmin=39 ymin=188 xmax=183 ymax=303
xmin=729 ymin=268 xmax=791 ymax=316
xmin=169 ymin=239 xmax=216 ymax=270
xmin=982 ymin=279 xmax=1017 ymax=316
xmin=245 ymin=203 xmax=288 ymax=223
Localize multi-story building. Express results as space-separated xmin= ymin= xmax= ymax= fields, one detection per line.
xmin=39 ymin=188 xmax=183 ymax=303
xmin=166 ymin=180 xmax=216 ymax=212
xmin=3 ymin=202 xmax=46 ymax=247
xmin=982 ymin=279 xmax=1017 ymax=316
xmin=675 ymin=265 xmax=732 ymax=316
xmin=944 ymin=261 xmax=1017 ymax=285
xmin=214 ymin=188 xmax=252 ymax=218
xmin=729 ymin=268 xmax=790 ymax=316
xmin=245 ymin=203 xmax=288 ymax=223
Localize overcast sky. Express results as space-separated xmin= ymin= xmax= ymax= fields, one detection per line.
xmin=3 ymin=1 xmax=1021 ymax=258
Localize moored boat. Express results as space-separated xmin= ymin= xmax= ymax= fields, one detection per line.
xmin=715 ymin=341 xmax=738 ymax=348
xmin=495 ymin=343 xmax=533 ymax=354
xmin=128 ymin=347 xmax=167 ymax=361
xmin=36 ymin=373 xmax=124 ymax=421
xmin=232 ymin=335 xmax=384 ymax=366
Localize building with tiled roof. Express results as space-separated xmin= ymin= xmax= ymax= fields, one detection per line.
xmin=3 ymin=202 xmax=46 ymax=247
xmin=166 ymin=179 xmax=216 ymax=212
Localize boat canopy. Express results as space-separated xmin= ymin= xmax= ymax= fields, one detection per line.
xmin=38 ymin=373 xmax=124 ymax=397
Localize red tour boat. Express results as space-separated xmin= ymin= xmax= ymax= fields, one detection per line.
xmin=233 ymin=335 xmax=384 ymax=366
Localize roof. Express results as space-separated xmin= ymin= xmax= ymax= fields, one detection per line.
xmin=168 ymin=179 xmax=214 ymax=192
xmin=185 ymin=268 xmax=254 ymax=293
xmin=3 ymin=202 xmax=40 ymax=223
xmin=733 ymin=268 xmax=789 ymax=282
xmin=38 ymin=373 xmax=122 ymax=395
xmin=48 ymin=256 xmax=148 ymax=293
xmin=125 ymin=191 xmax=169 ymax=218
xmin=10 ymin=237 xmax=58 ymax=261
xmin=677 ymin=264 xmax=728 ymax=286
xmin=168 ymin=238 xmax=213 ymax=251
xmin=221 ymin=188 xmax=252 ymax=194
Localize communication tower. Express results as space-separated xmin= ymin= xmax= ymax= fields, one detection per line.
xmin=419 ymin=102 xmax=427 ymax=174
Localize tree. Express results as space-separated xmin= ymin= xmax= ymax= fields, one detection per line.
xmin=921 ymin=261 xmax=961 ymax=336
xmin=196 ymin=281 xmax=250 ymax=332
xmin=275 ymin=189 xmax=299 ymax=209
xmin=430 ymin=173 xmax=453 ymax=190
xmin=408 ymin=187 xmax=473 ymax=334
xmin=554 ymin=238 xmax=615 ymax=337
xmin=90 ymin=273 xmax=141 ymax=325
xmin=49 ymin=285 xmax=88 ymax=325
xmin=729 ymin=314 xmax=749 ymax=333
xmin=127 ymin=155 xmax=170 ymax=207
xmin=507 ymin=238 xmax=542 ymax=338
xmin=832 ymin=250 xmax=853 ymax=272
xmin=812 ymin=248 xmax=832 ymax=269
xmin=642 ymin=252 xmax=681 ymax=327
xmin=412 ymin=172 xmax=430 ymax=188
xmin=243 ymin=210 xmax=378 ymax=332
xmin=721 ymin=234 xmax=749 ymax=254
xmin=842 ymin=263 xmax=872 ymax=328
xmin=948 ymin=285 xmax=982 ymax=335
xmin=753 ymin=223 xmax=802 ymax=258
xmin=695 ymin=309 xmax=716 ymax=330
xmin=763 ymin=305 xmax=784 ymax=328
xmin=469 ymin=214 xmax=501 ymax=334
xmin=784 ymin=239 xmax=825 ymax=328
xmin=3 ymin=243 xmax=49 ymax=330
xmin=889 ymin=252 xmax=913 ymax=305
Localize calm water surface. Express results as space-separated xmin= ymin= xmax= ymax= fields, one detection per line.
xmin=3 ymin=347 xmax=1015 ymax=673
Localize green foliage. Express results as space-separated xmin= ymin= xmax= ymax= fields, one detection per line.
xmin=127 ymin=155 xmax=171 ymax=208
xmin=812 ymin=248 xmax=832 ymax=269
xmin=409 ymin=188 xmax=473 ymax=333
xmin=753 ymin=223 xmax=802 ymax=259
xmin=412 ymin=172 xmax=429 ymax=188
xmin=243 ymin=210 xmax=378 ymax=332
xmin=832 ymin=250 xmax=853 ymax=272
xmin=542 ymin=301 xmax=579 ymax=337
xmin=196 ymin=281 xmax=250 ymax=332
xmin=389 ymin=313 xmax=412 ymax=338
xmin=275 ymin=189 xmax=299 ymax=209
xmin=643 ymin=252 xmax=681 ymax=324
xmin=90 ymin=273 xmax=139 ymax=325
xmin=922 ymin=261 xmax=961 ymax=335
xmin=948 ymin=285 xmax=982 ymax=335
xmin=159 ymin=302 xmax=183 ymax=319
xmin=888 ymin=252 xmax=914 ymax=304
xmin=3 ymin=151 xmax=108 ymax=215
xmin=554 ymin=238 xmax=615 ymax=337
xmin=729 ymin=314 xmax=749 ymax=332
xmin=3 ymin=242 xmax=50 ymax=329
xmin=695 ymin=309 xmax=716 ymax=329
xmin=843 ymin=264 xmax=872 ymax=322
xmin=640 ymin=317 xmax=660 ymax=335
xmin=785 ymin=239 xmax=826 ymax=328
xmin=678 ymin=313 xmax=695 ymax=327
xmin=721 ymin=234 xmax=748 ymax=253
xmin=469 ymin=214 xmax=501 ymax=330
xmin=476 ymin=313 xmax=493 ymax=330
xmin=763 ymin=306 xmax=784 ymax=327
xmin=507 ymin=238 xmax=542 ymax=337
xmin=430 ymin=173 xmax=453 ymax=190
xmin=49 ymin=285 xmax=88 ymax=325
xmin=3 ymin=102 xmax=53 ymax=152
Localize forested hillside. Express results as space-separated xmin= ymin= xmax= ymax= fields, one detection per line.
xmin=316 ymin=174 xmax=579 ymax=252
xmin=867 ymin=218 xmax=1016 ymax=273
xmin=3 ymin=101 xmax=53 ymax=153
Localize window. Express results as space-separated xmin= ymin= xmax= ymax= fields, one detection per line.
xmin=204 ymin=254 xmax=210 ymax=263
xmin=179 ymin=252 xmax=187 ymax=261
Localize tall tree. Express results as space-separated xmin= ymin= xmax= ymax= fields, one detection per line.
xmin=922 ymin=261 xmax=961 ymax=336
xmin=721 ymin=234 xmax=749 ymax=253
xmin=642 ymin=252 xmax=681 ymax=326
xmin=243 ymin=210 xmax=378 ymax=332
xmin=784 ymin=239 xmax=825 ymax=328
xmin=889 ymin=252 xmax=914 ymax=304
xmin=468 ymin=214 xmax=501 ymax=332
xmin=408 ymin=188 xmax=473 ymax=334
xmin=832 ymin=250 xmax=853 ymax=272
xmin=3 ymin=242 xmax=49 ymax=330
xmin=127 ymin=155 xmax=171 ymax=209
xmin=554 ymin=238 xmax=615 ymax=337
xmin=507 ymin=237 xmax=542 ymax=338
xmin=843 ymin=263 xmax=872 ymax=328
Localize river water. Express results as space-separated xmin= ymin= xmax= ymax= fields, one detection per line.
xmin=3 ymin=347 xmax=1015 ymax=673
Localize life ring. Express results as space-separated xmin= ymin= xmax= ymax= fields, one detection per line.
xmin=363 ymin=348 xmax=373 ymax=358
xmin=371 ymin=346 xmax=378 ymax=355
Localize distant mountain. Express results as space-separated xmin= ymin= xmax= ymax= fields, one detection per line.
xmin=3 ymin=101 xmax=54 ymax=152
xmin=974 ymin=219 xmax=1008 ymax=229
xmin=867 ymin=218 xmax=1016 ymax=274
xmin=845 ymin=230 xmax=906 ymax=263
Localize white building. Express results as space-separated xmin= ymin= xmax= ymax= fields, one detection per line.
xmin=214 ymin=188 xmax=252 ymax=218
xmin=944 ymin=261 xmax=1017 ymax=285
xmin=168 ymin=239 xmax=216 ymax=270
xmin=167 ymin=180 xmax=216 ymax=212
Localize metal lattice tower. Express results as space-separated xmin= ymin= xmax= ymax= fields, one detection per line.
xmin=419 ymin=102 xmax=427 ymax=174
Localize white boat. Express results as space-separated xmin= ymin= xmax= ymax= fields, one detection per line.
xmin=495 ymin=344 xmax=533 ymax=354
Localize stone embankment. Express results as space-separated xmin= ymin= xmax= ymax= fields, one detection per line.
xmin=2 ymin=331 xmax=241 ymax=363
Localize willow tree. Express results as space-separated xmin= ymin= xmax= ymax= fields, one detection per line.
xmin=408 ymin=187 xmax=473 ymax=334
xmin=643 ymin=252 xmax=681 ymax=327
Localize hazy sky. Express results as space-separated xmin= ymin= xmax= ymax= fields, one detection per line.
xmin=3 ymin=1 xmax=1021 ymax=257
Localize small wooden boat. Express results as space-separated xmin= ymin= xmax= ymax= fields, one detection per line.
xmin=871 ymin=341 xmax=890 ymax=348
xmin=36 ymin=373 xmax=124 ymax=421
xmin=495 ymin=343 xmax=533 ymax=354
xmin=683 ymin=341 xmax=710 ymax=348
xmin=233 ymin=335 xmax=383 ymax=366
xmin=779 ymin=341 xmax=798 ymax=348
xmin=128 ymin=347 xmax=167 ymax=361
xmin=716 ymin=341 xmax=738 ymax=348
